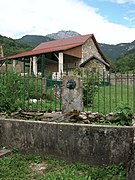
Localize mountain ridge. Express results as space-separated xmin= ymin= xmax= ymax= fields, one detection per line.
xmin=0 ymin=30 xmax=135 ymax=61
xmin=17 ymin=30 xmax=135 ymax=60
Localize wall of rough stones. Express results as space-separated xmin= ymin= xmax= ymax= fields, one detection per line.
xmin=0 ymin=118 xmax=134 ymax=167
xmin=82 ymin=39 xmax=102 ymax=59
xmin=81 ymin=38 xmax=106 ymax=70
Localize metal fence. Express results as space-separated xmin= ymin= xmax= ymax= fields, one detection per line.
xmin=83 ymin=70 xmax=135 ymax=114
xmin=0 ymin=69 xmax=135 ymax=114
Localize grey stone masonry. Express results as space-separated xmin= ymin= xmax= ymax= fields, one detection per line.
xmin=82 ymin=38 xmax=102 ymax=62
xmin=62 ymin=76 xmax=83 ymax=113
xmin=0 ymin=119 xmax=134 ymax=166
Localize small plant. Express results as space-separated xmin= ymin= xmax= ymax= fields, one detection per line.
xmin=73 ymin=68 xmax=100 ymax=107
xmin=113 ymin=103 xmax=133 ymax=126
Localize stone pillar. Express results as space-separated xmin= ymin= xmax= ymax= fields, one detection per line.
xmin=62 ymin=76 xmax=83 ymax=113
xmin=13 ymin=60 xmax=16 ymax=70
xmin=33 ymin=56 xmax=38 ymax=75
xmin=58 ymin=52 xmax=63 ymax=74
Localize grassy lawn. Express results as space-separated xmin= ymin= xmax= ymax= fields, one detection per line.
xmin=21 ymin=84 xmax=135 ymax=114
xmin=26 ymin=85 xmax=135 ymax=114
xmin=0 ymin=153 xmax=126 ymax=180
xmin=86 ymin=85 xmax=135 ymax=114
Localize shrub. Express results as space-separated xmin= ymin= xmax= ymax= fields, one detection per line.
xmin=0 ymin=71 xmax=43 ymax=113
xmin=73 ymin=68 xmax=100 ymax=107
xmin=0 ymin=72 xmax=24 ymax=112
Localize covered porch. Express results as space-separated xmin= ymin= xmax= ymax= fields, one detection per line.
xmin=0 ymin=49 xmax=81 ymax=79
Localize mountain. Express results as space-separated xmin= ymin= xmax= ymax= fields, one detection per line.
xmin=46 ymin=30 xmax=81 ymax=39
xmin=110 ymin=47 xmax=135 ymax=72
xmin=17 ymin=35 xmax=54 ymax=46
xmin=0 ymin=30 xmax=134 ymax=61
xmin=17 ymin=30 xmax=135 ymax=61
xmin=0 ymin=35 xmax=32 ymax=57
xmin=99 ymin=40 xmax=135 ymax=60
xmin=17 ymin=30 xmax=81 ymax=46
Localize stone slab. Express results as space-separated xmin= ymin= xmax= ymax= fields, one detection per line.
xmin=0 ymin=148 xmax=12 ymax=158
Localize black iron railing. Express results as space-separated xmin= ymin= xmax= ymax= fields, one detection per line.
xmin=0 ymin=69 xmax=135 ymax=114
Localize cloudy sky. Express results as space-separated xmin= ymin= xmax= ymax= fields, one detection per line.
xmin=0 ymin=0 xmax=135 ymax=44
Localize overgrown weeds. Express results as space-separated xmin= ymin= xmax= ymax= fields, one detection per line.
xmin=0 ymin=153 xmax=126 ymax=179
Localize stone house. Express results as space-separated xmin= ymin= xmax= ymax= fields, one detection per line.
xmin=0 ymin=34 xmax=110 ymax=76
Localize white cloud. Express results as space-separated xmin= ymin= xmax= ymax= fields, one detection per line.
xmin=97 ymin=0 xmax=135 ymax=3
xmin=103 ymin=0 xmax=135 ymax=3
xmin=115 ymin=0 xmax=135 ymax=4
xmin=124 ymin=16 xmax=135 ymax=25
xmin=0 ymin=0 xmax=135 ymax=44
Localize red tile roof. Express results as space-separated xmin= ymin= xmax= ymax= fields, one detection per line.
xmin=33 ymin=34 xmax=92 ymax=51
xmin=0 ymin=57 xmax=6 ymax=61
xmin=7 ymin=34 xmax=92 ymax=60
xmin=7 ymin=42 xmax=83 ymax=59
xmin=4 ymin=34 xmax=109 ymax=65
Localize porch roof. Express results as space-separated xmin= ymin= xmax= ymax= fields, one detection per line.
xmin=79 ymin=55 xmax=110 ymax=67
xmin=6 ymin=43 xmax=82 ymax=60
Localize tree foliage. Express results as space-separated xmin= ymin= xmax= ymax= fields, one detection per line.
xmin=73 ymin=68 xmax=99 ymax=107
xmin=0 ymin=35 xmax=33 ymax=57
xmin=110 ymin=49 xmax=135 ymax=72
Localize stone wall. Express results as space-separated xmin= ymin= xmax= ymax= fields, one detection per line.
xmin=127 ymin=141 xmax=135 ymax=180
xmin=82 ymin=38 xmax=106 ymax=70
xmin=83 ymin=59 xmax=104 ymax=71
xmin=82 ymin=38 xmax=102 ymax=61
xmin=0 ymin=119 xmax=134 ymax=166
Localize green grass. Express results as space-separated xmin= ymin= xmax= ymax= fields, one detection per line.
xmin=86 ymin=85 xmax=135 ymax=114
xmin=24 ymin=99 xmax=61 ymax=112
xmin=25 ymin=84 xmax=135 ymax=114
xmin=0 ymin=153 xmax=126 ymax=180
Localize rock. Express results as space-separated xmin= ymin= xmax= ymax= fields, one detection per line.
xmin=83 ymin=119 xmax=90 ymax=124
xmin=76 ymin=120 xmax=85 ymax=124
xmin=80 ymin=112 xmax=87 ymax=115
xmin=21 ymin=111 xmax=44 ymax=116
xmin=108 ymin=112 xmax=114 ymax=116
xmin=11 ymin=111 xmax=20 ymax=116
xmin=0 ymin=148 xmax=12 ymax=158
xmin=132 ymin=114 xmax=135 ymax=124
xmin=78 ymin=114 xmax=87 ymax=120
xmin=88 ymin=114 xmax=95 ymax=119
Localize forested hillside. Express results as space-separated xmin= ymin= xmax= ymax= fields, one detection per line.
xmin=111 ymin=49 xmax=135 ymax=72
xmin=0 ymin=35 xmax=33 ymax=57
xmin=17 ymin=35 xmax=54 ymax=46
xmin=100 ymin=40 xmax=135 ymax=60
xmin=0 ymin=30 xmax=135 ymax=73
